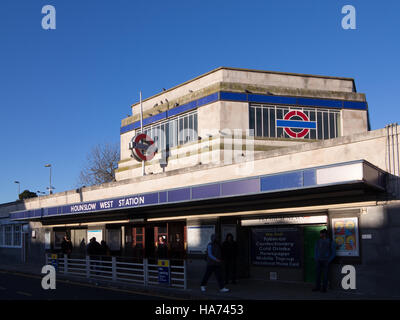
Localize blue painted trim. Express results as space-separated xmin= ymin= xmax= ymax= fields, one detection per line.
xmin=121 ymin=91 xmax=367 ymax=134
xmin=220 ymin=91 xmax=247 ymax=102
xmin=276 ymin=120 xmax=317 ymax=129
xmin=343 ymin=100 xmax=368 ymax=110
xmin=10 ymin=160 xmax=382 ymax=221
xmin=297 ymin=98 xmax=343 ymax=108
xmin=248 ymin=94 xmax=297 ymax=105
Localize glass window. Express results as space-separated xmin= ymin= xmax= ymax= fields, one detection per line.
xmin=13 ymin=225 xmax=21 ymax=247
xmin=269 ymin=108 xmax=276 ymax=137
xmin=329 ymin=112 xmax=335 ymax=139
xmin=142 ymin=111 xmax=198 ymax=151
xmin=249 ymin=107 xmax=255 ymax=136
xmin=256 ymin=108 xmax=262 ymax=137
xmin=0 ymin=226 xmax=3 ymax=246
xmin=262 ymin=108 xmax=269 ymax=137
xmin=5 ymin=225 xmax=12 ymax=246
xmin=249 ymin=104 xmax=339 ymax=140
xmin=194 ymin=113 xmax=198 ymax=138
xmin=317 ymin=111 xmax=323 ymax=139
xmin=323 ymin=112 xmax=329 ymax=140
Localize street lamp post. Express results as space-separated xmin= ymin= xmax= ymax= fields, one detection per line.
xmin=14 ymin=181 xmax=20 ymax=199
xmin=44 ymin=164 xmax=53 ymax=195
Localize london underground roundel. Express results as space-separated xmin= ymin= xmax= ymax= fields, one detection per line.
xmin=276 ymin=110 xmax=317 ymax=139
xmin=129 ymin=133 xmax=157 ymax=162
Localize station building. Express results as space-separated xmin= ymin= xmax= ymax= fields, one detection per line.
xmin=1 ymin=67 xmax=400 ymax=296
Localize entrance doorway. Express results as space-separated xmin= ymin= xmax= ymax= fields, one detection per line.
xmin=303 ymin=225 xmax=326 ymax=283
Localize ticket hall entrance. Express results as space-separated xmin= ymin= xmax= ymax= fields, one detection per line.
xmin=130 ymin=221 xmax=186 ymax=260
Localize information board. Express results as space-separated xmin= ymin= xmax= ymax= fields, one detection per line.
xmin=158 ymin=260 xmax=170 ymax=284
xmin=251 ymin=227 xmax=301 ymax=267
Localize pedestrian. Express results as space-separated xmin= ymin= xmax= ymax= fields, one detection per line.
xmin=170 ymin=233 xmax=184 ymax=260
xmin=156 ymin=235 xmax=169 ymax=259
xmin=200 ymin=234 xmax=230 ymax=293
xmin=312 ymin=229 xmax=336 ymax=292
xmin=100 ymin=240 xmax=110 ymax=256
xmin=79 ymin=238 xmax=86 ymax=257
xmin=87 ymin=237 xmax=101 ymax=274
xmin=222 ymin=233 xmax=237 ymax=285
xmin=87 ymin=237 xmax=101 ymax=256
xmin=61 ymin=235 xmax=73 ymax=258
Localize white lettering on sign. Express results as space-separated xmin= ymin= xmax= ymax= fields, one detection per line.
xmin=99 ymin=200 xmax=114 ymax=209
xmin=118 ymin=196 xmax=145 ymax=207
xmin=70 ymin=203 xmax=97 ymax=213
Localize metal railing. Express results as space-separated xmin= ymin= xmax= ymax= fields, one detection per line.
xmin=45 ymin=254 xmax=186 ymax=290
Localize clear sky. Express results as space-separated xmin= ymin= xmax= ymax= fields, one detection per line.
xmin=0 ymin=0 xmax=399 ymax=203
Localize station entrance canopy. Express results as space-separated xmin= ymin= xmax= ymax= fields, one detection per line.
xmin=10 ymin=160 xmax=386 ymax=222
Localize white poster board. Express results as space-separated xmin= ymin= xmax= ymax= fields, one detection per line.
xmin=87 ymin=229 xmax=103 ymax=243
xmin=187 ymin=225 xmax=215 ymax=254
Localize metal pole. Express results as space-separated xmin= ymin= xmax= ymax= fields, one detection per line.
xmin=140 ymin=91 xmax=145 ymax=176
xmin=49 ymin=166 xmax=52 ymax=194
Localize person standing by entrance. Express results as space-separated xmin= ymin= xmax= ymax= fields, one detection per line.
xmin=200 ymin=234 xmax=230 ymax=293
xmin=313 ymin=229 xmax=336 ymax=292
xmin=222 ymin=233 xmax=237 ymax=285
xmin=170 ymin=233 xmax=185 ymax=260
xmin=156 ymin=235 xmax=169 ymax=259
xmin=61 ymin=235 xmax=73 ymax=258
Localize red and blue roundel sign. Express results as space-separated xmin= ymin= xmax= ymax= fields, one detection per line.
xmin=129 ymin=133 xmax=157 ymax=162
xmin=276 ymin=110 xmax=316 ymax=138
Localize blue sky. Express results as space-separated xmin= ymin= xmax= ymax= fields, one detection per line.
xmin=0 ymin=0 xmax=399 ymax=203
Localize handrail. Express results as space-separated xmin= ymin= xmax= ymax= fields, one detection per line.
xmin=45 ymin=253 xmax=187 ymax=289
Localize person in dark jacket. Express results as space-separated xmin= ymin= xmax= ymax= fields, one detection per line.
xmin=156 ymin=235 xmax=169 ymax=259
xmin=87 ymin=237 xmax=102 ymax=274
xmin=170 ymin=233 xmax=185 ymax=259
xmin=87 ymin=237 xmax=101 ymax=256
xmin=61 ymin=235 xmax=73 ymax=257
xmin=222 ymin=233 xmax=237 ymax=284
xmin=100 ymin=240 xmax=110 ymax=256
xmin=200 ymin=234 xmax=230 ymax=293
xmin=313 ymin=229 xmax=336 ymax=292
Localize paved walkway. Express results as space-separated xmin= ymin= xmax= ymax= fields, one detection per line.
xmin=0 ymin=262 xmax=390 ymax=300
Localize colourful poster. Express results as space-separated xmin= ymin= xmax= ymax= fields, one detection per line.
xmin=331 ymin=217 xmax=359 ymax=256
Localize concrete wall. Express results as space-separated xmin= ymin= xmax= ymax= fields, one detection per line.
xmin=221 ymin=68 xmax=355 ymax=93
xmin=130 ymin=67 xmax=357 ymax=118
xmin=27 ymin=221 xmax=47 ymax=265
xmin=328 ymin=203 xmax=400 ymax=297
xmin=341 ymin=109 xmax=369 ymax=136
xmin=118 ymin=68 xmax=368 ymax=181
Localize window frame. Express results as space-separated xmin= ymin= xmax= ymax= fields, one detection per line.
xmin=249 ymin=104 xmax=340 ymax=140
xmin=141 ymin=111 xmax=198 ymax=152
xmin=0 ymin=224 xmax=22 ymax=248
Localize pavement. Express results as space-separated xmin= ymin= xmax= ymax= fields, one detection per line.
xmin=0 ymin=262 xmax=393 ymax=300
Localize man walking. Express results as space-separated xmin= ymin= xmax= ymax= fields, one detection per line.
xmin=313 ymin=229 xmax=336 ymax=292
xmin=200 ymin=234 xmax=230 ymax=293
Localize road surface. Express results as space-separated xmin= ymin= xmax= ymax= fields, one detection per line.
xmin=0 ymin=270 xmax=169 ymax=300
